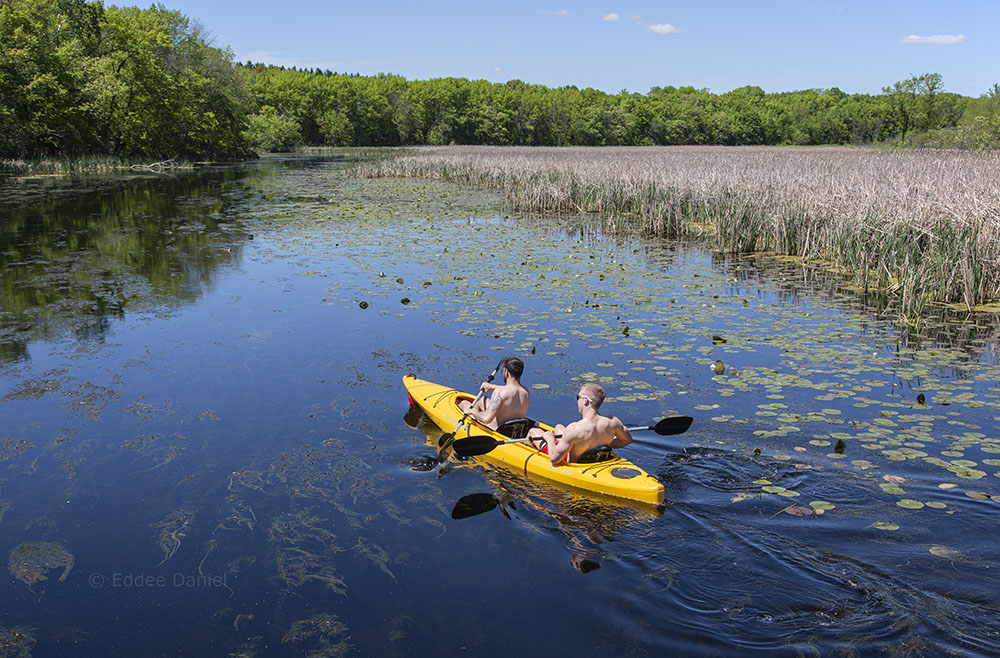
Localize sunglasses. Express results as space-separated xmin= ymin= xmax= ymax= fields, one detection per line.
xmin=576 ymin=394 xmax=592 ymax=403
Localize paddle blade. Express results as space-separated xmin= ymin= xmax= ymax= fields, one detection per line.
xmin=452 ymin=435 xmax=501 ymax=457
xmin=451 ymin=493 xmax=499 ymax=519
xmin=650 ymin=415 xmax=694 ymax=436
xmin=437 ymin=431 xmax=455 ymax=447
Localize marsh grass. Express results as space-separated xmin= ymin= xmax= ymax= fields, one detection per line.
xmin=354 ymin=145 xmax=1000 ymax=316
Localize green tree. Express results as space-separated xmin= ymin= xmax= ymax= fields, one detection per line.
xmin=242 ymin=105 xmax=300 ymax=151
xmin=0 ymin=0 xmax=103 ymax=156
xmin=881 ymin=73 xmax=959 ymax=142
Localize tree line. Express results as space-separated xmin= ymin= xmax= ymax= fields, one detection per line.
xmin=3 ymin=0 xmax=999 ymax=161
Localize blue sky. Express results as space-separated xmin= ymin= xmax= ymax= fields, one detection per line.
xmin=160 ymin=0 xmax=998 ymax=97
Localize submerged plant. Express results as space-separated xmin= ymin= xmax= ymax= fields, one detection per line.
xmin=7 ymin=542 xmax=74 ymax=588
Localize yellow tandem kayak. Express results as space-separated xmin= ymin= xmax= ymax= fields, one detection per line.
xmin=403 ymin=374 xmax=665 ymax=505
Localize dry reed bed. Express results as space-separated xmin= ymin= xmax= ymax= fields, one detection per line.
xmin=354 ymin=145 xmax=1000 ymax=315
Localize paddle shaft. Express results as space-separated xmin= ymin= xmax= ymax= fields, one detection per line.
xmin=450 ymin=416 xmax=693 ymax=457
xmin=438 ymin=354 xmax=509 ymax=447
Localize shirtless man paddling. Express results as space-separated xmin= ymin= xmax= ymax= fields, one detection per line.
xmin=527 ymin=383 xmax=632 ymax=464
xmin=457 ymin=356 xmax=529 ymax=430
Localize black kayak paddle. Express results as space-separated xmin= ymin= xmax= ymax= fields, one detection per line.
xmin=451 ymin=415 xmax=694 ymax=458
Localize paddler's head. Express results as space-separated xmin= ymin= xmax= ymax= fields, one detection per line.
xmin=576 ymin=383 xmax=605 ymax=410
xmin=502 ymin=356 xmax=524 ymax=381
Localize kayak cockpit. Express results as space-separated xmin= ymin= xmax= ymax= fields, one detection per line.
xmin=496 ymin=417 xmax=537 ymax=439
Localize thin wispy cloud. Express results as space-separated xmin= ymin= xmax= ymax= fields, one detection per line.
xmin=649 ymin=23 xmax=685 ymax=35
xmin=603 ymin=13 xmax=620 ymax=21
xmin=493 ymin=67 xmax=502 ymax=73
xmin=543 ymin=9 xmax=571 ymax=15
xmin=899 ymin=34 xmax=965 ymax=44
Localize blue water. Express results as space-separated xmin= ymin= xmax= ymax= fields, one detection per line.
xmin=1 ymin=156 xmax=998 ymax=657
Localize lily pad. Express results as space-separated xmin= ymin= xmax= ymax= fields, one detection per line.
xmin=783 ymin=505 xmax=813 ymax=516
xmin=873 ymin=522 xmax=899 ymax=531
xmin=896 ymin=499 xmax=925 ymax=509
xmin=929 ymin=545 xmax=962 ymax=560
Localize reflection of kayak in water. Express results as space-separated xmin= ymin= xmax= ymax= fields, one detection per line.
xmin=452 ymin=470 xmax=664 ymax=572
xmin=403 ymin=374 xmax=665 ymax=505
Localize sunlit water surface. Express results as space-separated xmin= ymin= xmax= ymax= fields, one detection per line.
xmin=1 ymin=156 xmax=999 ymax=657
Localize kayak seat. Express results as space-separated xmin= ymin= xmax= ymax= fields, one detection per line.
xmin=496 ymin=417 xmax=537 ymax=440
xmin=577 ymin=446 xmax=615 ymax=464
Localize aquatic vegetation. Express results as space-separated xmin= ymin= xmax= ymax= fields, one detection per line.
xmin=61 ymin=382 xmax=121 ymax=421
xmin=7 ymin=541 xmax=74 ymax=588
xmin=356 ymin=146 xmax=1000 ymax=316
xmin=353 ymin=538 xmax=397 ymax=582
xmin=0 ymin=626 xmax=36 ymax=658
xmin=228 ymin=470 xmax=267 ymax=493
xmin=269 ymin=510 xmax=345 ymax=595
xmin=216 ymin=496 xmax=257 ymax=532
xmin=0 ymin=440 xmax=31 ymax=462
xmin=282 ymin=613 xmax=351 ymax=658
xmin=0 ymin=369 xmax=69 ymax=401
xmin=153 ymin=508 xmax=193 ymax=566
xmin=267 ymin=440 xmax=389 ymax=504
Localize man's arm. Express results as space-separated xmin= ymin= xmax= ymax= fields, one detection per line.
xmin=471 ymin=390 xmax=504 ymax=425
xmin=547 ymin=424 xmax=574 ymax=464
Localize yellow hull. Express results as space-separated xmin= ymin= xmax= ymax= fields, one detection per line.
xmin=403 ymin=375 xmax=665 ymax=505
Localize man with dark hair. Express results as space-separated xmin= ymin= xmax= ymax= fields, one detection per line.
xmin=527 ymin=383 xmax=632 ymax=464
xmin=457 ymin=356 xmax=529 ymax=430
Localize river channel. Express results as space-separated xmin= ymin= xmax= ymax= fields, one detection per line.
xmin=1 ymin=155 xmax=999 ymax=657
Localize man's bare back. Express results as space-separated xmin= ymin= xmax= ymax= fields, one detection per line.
xmin=528 ymin=384 xmax=632 ymax=464
xmin=458 ymin=357 xmax=529 ymax=430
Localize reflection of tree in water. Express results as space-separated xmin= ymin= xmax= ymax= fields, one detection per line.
xmin=0 ymin=169 xmax=254 ymax=362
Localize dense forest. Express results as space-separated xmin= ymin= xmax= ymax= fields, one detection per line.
xmin=3 ymin=0 xmax=999 ymax=161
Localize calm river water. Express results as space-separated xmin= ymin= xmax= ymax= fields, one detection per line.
xmin=1 ymin=155 xmax=999 ymax=657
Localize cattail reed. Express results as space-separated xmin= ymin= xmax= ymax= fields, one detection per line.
xmin=354 ymin=145 xmax=1000 ymax=316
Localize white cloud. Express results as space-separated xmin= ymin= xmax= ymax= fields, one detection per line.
xmin=649 ymin=23 xmax=685 ymax=34
xmin=494 ymin=67 xmax=502 ymax=73
xmin=603 ymin=13 xmax=620 ymax=21
xmin=899 ymin=34 xmax=965 ymax=44
xmin=544 ymin=9 xmax=571 ymax=15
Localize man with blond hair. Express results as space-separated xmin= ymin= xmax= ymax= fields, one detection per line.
xmin=527 ymin=383 xmax=632 ymax=464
